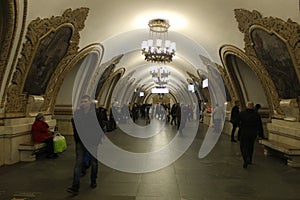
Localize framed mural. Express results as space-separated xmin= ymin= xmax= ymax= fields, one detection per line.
xmin=5 ymin=8 xmax=89 ymax=115
xmin=233 ymin=8 xmax=300 ymax=117
xmin=23 ymin=26 xmax=72 ymax=95
xmin=250 ymin=27 xmax=300 ymax=99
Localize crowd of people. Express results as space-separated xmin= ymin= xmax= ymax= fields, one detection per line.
xmin=31 ymin=95 xmax=266 ymax=196
xmin=110 ymin=102 xmax=204 ymax=126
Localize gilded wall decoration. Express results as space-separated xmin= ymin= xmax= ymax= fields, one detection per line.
xmin=198 ymin=55 xmax=234 ymax=103
xmin=215 ymin=64 xmax=232 ymax=102
xmin=95 ymin=63 xmax=116 ymax=98
xmin=0 ymin=0 xmax=17 ymax=89
xmin=250 ymin=27 xmax=300 ymax=98
xmin=47 ymin=44 xmax=103 ymax=114
xmin=220 ymin=45 xmax=283 ymax=117
xmin=23 ymin=26 xmax=72 ymax=95
xmin=234 ymin=9 xmax=300 ymax=98
xmin=96 ymin=68 xmax=125 ymax=109
xmin=5 ymin=7 xmax=89 ymax=115
xmin=1 ymin=0 xmax=28 ymax=109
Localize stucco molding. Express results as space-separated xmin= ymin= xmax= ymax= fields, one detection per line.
xmin=46 ymin=43 xmax=104 ymax=114
xmin=5 ymin=7 xmax=89 ymax=116
xmin=0 ymin=0 xmax=16 ymax=86
xmin=96 ymin=68 xmax=125 ymax=109
xmin=219 ymin=44 xmax=284 ymax=118
xmin=235 ymin=9 xmax=300 ymax=71
xmin=215 ymin=63 xmax=235 ymax=104
xmin=0 ymin=0 xmax=21 ymax=110
xmin=234 ymin=9 xmax=300 ymax=97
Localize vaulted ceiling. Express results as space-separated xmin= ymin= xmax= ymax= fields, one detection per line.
xmin=29 ymin=0 xmax=300 ymax=103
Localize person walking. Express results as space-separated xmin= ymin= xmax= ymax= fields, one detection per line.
xmin=67 ymin=95 xmax=102 ymax=195
xmin=178 ymin=104 xmax=188 ymax=135
xmin=230 ymin=100 xmax=240 ymax=142
xmin=170 ymin=103 xmax=177 ymax=125
xmin=238 ymin=101 xmax=263 ymax=169
xmin=254 ymin=103 xmax=266 ymax=139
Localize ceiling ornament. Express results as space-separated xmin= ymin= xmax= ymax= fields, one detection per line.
xmin=150 ymin=66 xmax=171 ymax=87
xmin=141 ymin=19 xmax=176 ymax=63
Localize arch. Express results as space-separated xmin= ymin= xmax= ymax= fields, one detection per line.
xmin=0 ymin=0 xmax=28 ymax=111
xmin=5 ymin=7 xmax=89 ymax=116
xmin=55 ymin=44 xmax=103 ymax=112
xmin=233 ymin=8 xmax=300 ymax=117
xmin=220 ymin=45 xmax=275 ymax=117
xmin=97 ymin=68 xmax=125 ymax=109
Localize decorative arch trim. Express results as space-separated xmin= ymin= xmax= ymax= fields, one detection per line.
xmin=0 ymin=0 xmax=17 ymax=87
xmin=0 ymin=0 xmax=27 ymax=111
xmin=47 ymin=43 xmax=104 ymax=114
xmin=97 ymin=68 xmax=125 ymax=109
xmin=5 ymin=7 xmax=89 ymax=116
xmin=219 ymin=44 xmax=283 ymax=117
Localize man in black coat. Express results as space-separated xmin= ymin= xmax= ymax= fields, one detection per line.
xmin=230 ymin=100 xmax=240 ymax=142
xmin=239 ymin=101 xmax=263 ymax=169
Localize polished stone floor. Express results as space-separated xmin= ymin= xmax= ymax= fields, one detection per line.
xmin=0 ymin=120 xmax=300 ymax=200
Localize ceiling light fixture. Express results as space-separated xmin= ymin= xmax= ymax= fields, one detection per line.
xmin=150 ymin=66 xmax=171 ymax=87
xmin=141 ymin=19 xmax=176 ymax=63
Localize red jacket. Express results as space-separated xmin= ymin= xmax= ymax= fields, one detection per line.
xmin=31 ymin=120 xmax=52 ymax=143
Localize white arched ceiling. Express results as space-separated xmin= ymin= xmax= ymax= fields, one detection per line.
xmin=25 ymin=0 xmax=300 ymax=104
xmin=38 ymin=0 xmax=299 ymax=107
xmin=28 ymin=0 xmax=299 ymax=65
xmin=100 ymin=29 xmax=212 ymax=102
xmin=101 ymin=29 xmax=210 ymax=72
xmin=112 ymin=54 xmax=198 ymax=103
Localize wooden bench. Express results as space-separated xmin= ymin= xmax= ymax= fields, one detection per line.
xmin=260 ymin=139 xmax=300 ymax=167
xmin=19 ymin=142 xmax=47 ymax=162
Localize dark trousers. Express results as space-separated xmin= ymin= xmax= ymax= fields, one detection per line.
xmin=170 ymin=116 xmax=176 ymax=125
xmin=240 ymin=136 xmax=256 ymax=164
xmin=72 ymin=142 xmax=98 ymax=189
xmin=43 ymin=138 xmax=55 ymax=156
xmin=231 ymin=123 xmax=238 ymax=140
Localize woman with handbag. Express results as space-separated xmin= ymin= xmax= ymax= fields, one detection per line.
xmin=31 ymin=113 xmax=58 ymax=159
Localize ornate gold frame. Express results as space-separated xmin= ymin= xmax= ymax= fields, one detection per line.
xmin=0 ymin=0 xmax=29 ymax=111
xmin=221 ymin=8 xmax=300 ymax=118
xmin=235 ymin=9 xmax=300 ymax=78
xmin=96 ymin=68 xmax=125 ymax=109
xmin=4 ymin=7 xmax=89 ymax=117
xmin=0 ymin=0 xmax=17 ymax=87
xmin=47 ymin=43 xmax=104 ymax=114
xmin=219 ymin=44 xmax=282 ymax=115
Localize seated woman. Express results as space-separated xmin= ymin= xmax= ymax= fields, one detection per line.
xmin=32 ymin=113 xmax=58 ymax=159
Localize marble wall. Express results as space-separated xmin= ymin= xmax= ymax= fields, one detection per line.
xmin=0 ymin=116 xmax=56 ymax=166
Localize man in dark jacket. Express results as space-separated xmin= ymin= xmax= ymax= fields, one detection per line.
xmin=230 ymin=100 xmax=240 ymax=142
xmin=67 ymin=95 xmax=102 ymax=195
xmin=239 ymin=101 xmax=263 ymax=169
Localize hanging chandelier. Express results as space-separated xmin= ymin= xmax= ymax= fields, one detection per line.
xmin=141 ymin=19 xmax=176 ymax=63
xmin=150 ymin=66 xmax=171 ymax=87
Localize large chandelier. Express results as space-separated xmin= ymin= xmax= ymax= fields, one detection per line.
xmin=141 ymin=19 xmax=176 ymax=63
xmin=150 ymin=66 xmax=171 ymax=87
